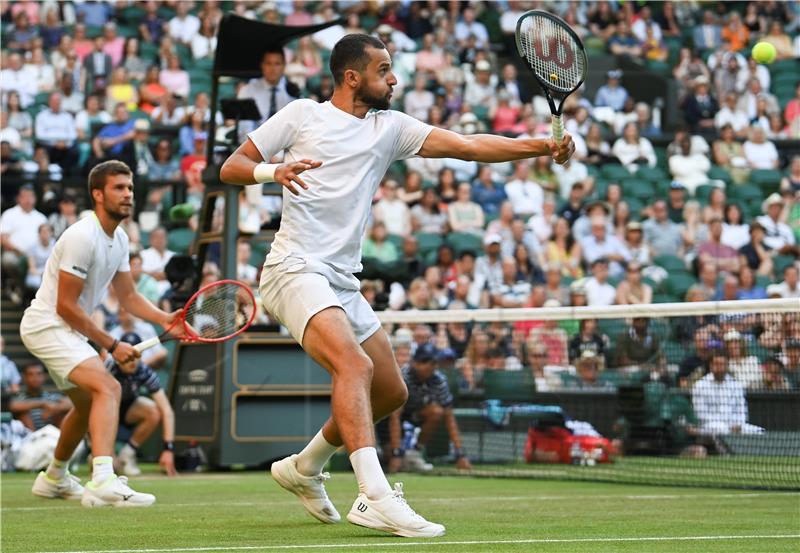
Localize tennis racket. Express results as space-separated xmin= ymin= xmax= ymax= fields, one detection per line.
xmin=134 ymin=279 xmax=257 ymax=352
xmin=515 ymin=10 xmax=587 ymax=144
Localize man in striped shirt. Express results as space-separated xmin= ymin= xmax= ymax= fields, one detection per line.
xmin=387 ymin=344 xmax=471 ymax=474
xmin=9 ymin=363 xmax=71 ymax=431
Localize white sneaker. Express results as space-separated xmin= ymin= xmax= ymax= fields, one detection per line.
xmin=347 ymin=483 xmax=445 ymax=538
xmin=81 ymin=475 xmax=156 ymax=507
xmin=32 ymin=471 xmax=84 ymax=500
xmin=402 ymin=449 xmax=433 ymax=473
xmin=114 ymin=448 xmax=142 ymax=476
xmin=271 ymin=454 xmax=340 ymax=523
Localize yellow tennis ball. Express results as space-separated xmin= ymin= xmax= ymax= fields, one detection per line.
xmin=550 ymin=73 xmax=558 ymax=81
xmin=752 ymin=42 xmax=777 ymax=64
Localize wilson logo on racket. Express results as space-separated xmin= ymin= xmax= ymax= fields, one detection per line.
xmin=532 ymin=37 xmax=575 ymax=70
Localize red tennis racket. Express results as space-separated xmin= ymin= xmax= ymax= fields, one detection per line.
xmin=135 ymin=279 xmax=257 ymax=352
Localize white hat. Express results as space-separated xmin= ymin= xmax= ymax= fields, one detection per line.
xmin=475 ymin=59 xmax=491 ymax=72
xmin=723 ymin=329 xmax=742 ymax=341
xmin=762 ymin=192 xmax=782 ymax=211
xmin=543 ymin=299 xmax=561 ymax=308
xmin=483 ymin=232 xmax=502 ymax=246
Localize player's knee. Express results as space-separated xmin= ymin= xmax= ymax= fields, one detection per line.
xmin=94 ymin=374 xmax=121 ymax=401
xmin=344 ymin=354 xmax=374 ymax=382
xmin=390 ymin=380 xmax=409 ymax=410
xmin=146 ymin=405 xmax=161 ymax=425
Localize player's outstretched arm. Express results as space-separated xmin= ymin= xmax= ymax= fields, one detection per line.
xmin=219 ymin=139 xmax=322 ymax=196
xmin=417 ymin=127 xmax=575 ymax=164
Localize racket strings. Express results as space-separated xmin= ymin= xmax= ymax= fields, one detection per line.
xmin=185 ymin=283 xmax=254 ymax=340
xmin=518 ymin=16 xmax=585 ymax=93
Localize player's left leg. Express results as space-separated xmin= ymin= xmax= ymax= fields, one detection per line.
xmin=116 ymin=397 xmax=161 ymax=476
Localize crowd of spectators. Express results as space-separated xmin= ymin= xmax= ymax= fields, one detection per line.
xmin=1 ymin=1 xmax=799 ymax=416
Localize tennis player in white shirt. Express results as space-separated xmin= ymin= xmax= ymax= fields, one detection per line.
xmin=221 ymin=34 xmax=574 ymax=538
xmin=20 ymin=160 xmax=185 ymax=507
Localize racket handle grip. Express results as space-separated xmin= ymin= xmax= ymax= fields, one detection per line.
xmin=551 ymin=114 xmax=564 ymax=144
xmin=134 ymin=336 xmax=161 ymax=353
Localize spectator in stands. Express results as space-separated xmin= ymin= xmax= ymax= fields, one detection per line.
xmin=724 ymin=330 xmax=761 ymax=389
xmin=668 ymin=133 xmax=711 ymax=196
xmin=679 ymin=326 xmax=720 ymax=388
xmin=109 ymin=308 xmax=168 ymax=369
xmin=159 ymin=54 xmax=190 ymax=100
xmin=758 ymin=194 xmax=798 ymax=255
xmin=594 ymin=70 xmax=628 ymax=112
xmin=781 ymin=156 xmax=800 ymax=195
xmin=698 ymin=217 xmax=741 ymax=274
xmin=106 ymin=67 xmax=138 ymax=113
xmin=743 ymin=126 xmax=779 ymax=170
xmin=693 ymin=11 xmax=722 ymax=51
xmin=614 ymin=317 xmax=663 ymax=372
xmin=584 ymin=258 xmax=616 ymax=307
xmin=738 ymin=221 xmax=773 ymax=276
xmin=447 ymin=182 xmax=484 ymax=235
xmin=504 ymin=160 xmax=543 ymax=219
xmin=471 ymin=165 xmax=507 ymax=217
xmin=761 ymin=20 xmax=794 ymax=60
xmin=784 ymin=84 xmax=800 ymax=128
xmin=75 ymin=0 xmax=111 ymax=27
xmin=587 ymin=1 xmax=617 ymax=41
xmin=291 ymin=36 xmax=324 ymax=80
xmin=673 ymin=48 xmax=712 ymax=101
xmin=721 ymin=204 xmax=750 ymax=251
xmin=716 ymin=274 xmax=740 ymax=301
xmin=363 ymin=221 xmax=399 ymax=264
xmin=471 ymin=234 xmax=504 ymax=307
xmin=10 ymin=363 xmax=71 ymax=431
xmin=239 ymin=49 xmax=299 ymax=124
xmin=772 ymin=265 xmax=800 ymax=299
xmin=57 ymin=74 xmax=84 ymax=117
xmin=1 ymin=53 xmax=36 ymax=109
xmin=5 ymin=91 xmax=33 ymax=154
xmin=580 ymin=215 xmax=631 ymax=279
xmin=84 ymin=35 xmax=113 ymax=94
xmin=373 ymin=179 xmax=411 ymax=237
xmin=149 ymin=139 xmax=181 ymax=183
xmin=387 ymin=343 xmax=470 ymax=473
xmin=540 ymin=262 xmax=567 ymax=305
xmin=692 ymin=350 xmax=763 ymax=435
xmin=106 ymin=333 xmax=177 ymax=477
xmin=411 ymin=188 xmax=447 ymax=235
xmin=139 ymin=1 xmax=166 ymax=45
xmin=24 ymin=222 xmax=54 ymax=293
xmin=712 ymin=124 xmax=750 ymax=185
xmin=403 ymin=75 xmax=435 ymax=122
xmin=612 ymin=122 xmax=656 ymax=170
xmin=607 ymin=21 xmax=642 ymax=59
xmin=783 ymin=339 xmax=800 ymax=389
xmin=137 ymin=66 xmax=167 ymax=116
xmin=504 ymin=219 xmax=545 ymax=270
xmin=92 ymin=102 xmax=135 ymax=161
xmin=463 ymin=59 xmax=495 ymax=114
xmin=569 ymin=318 xmax=609 ymax=365
xmin=192 ymin=15 xmax=218 ymax=61
xmin=721 ymin=12 xmax=750 ymax=52
xmin=584 ymin=123 xmax=615 ymax=165
xmin=34 ymin=92 xmax=78 ymax=172
xmin=46 ymin=193 xmax=76 ymax=241
xmin=151 ymin=93 xmax=187 ymax=127
xmin=545 ymin=217 xmax=582 ymax=279
xmin=0 ymin=336 xmax=21 ymax=395
xmin=490 ymin=257 xmax=530 ymax=308
xmin=615 ymin=261 xmax=653 ymax=305
xmin=24 ymin=46 xmax=57 ymax=95
xmin=643 ymin=199 xmax=684 ymax=258
xmin=715 ymin=92 xmax=749 ymax=138
xmin=0 ymin=185 xmax=47 ymax=303
xmin=75 ymin=94 xmax=111 ymax=143
xmin=7 ymin=10 xmax=37 ymax=51
xmin=179 ymin=110 xmax=207 ymax=157
xmin=682 ymin=77 xmax=719 ymax=135
xmin=167 ymin=1 xmax=200 ymax=46
xmin=129 ymin=252 xmax=160 ymax=306
xmin=399 ymin=235 xmax=424 ymax=285
xmin=140 ymin=226 xmax=175 ymax=285
xmin=454 ymin=6 xmax=489 ymax=49
xmin=738 ymin=78 xmax=779 ymax=121
xmin=760 ymin=354 xmax=791 ymax=391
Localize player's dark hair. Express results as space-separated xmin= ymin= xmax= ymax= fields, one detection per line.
xmin=88 ymin=160 xmax=132 ymax=206
xmin=329 ymin=34 xmax=386 ymax=86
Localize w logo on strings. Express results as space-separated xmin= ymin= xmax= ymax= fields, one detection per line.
xmin=533 ymin=37 xmax=575 ymax=69
xmin=356 ymin=502 xmax=368 ymax=513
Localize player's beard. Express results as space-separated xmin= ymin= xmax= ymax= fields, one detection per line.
xmin=104 ymin=200 xmax=131 ymax=222
xmin=359 ymin=87 xmax=391 ymax=111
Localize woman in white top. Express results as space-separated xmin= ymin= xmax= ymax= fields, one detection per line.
xmin=448 ymin=182 xmax=484 ymax=235
xmin=743 ymin=125 xmax=779 ymax=169
xmin=372 ymin=179 xmax=411 ymax=237
xmin=191 ymin=15 xmax=218 ymax=60
xmin=721 ymin=203 xmax=750 ymax=250
xmin=724 ymin=331 xmax=762 ymax=389
xmin=410 ymin=188 xmax=447 ymax=234
xmin=611 ymin=122 xmax=656 ymax=170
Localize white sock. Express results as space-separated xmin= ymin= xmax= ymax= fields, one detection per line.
xmin=349 ymin=447 xmax=392 ymax=500
xmin=92 ymin=456 xmax=114 ymax=485
xmin=45 ymin=458 xmax=68 ymax=481
xmin=119 ymin=443 xmax=137 ymax=458
xmin=295 ymin=430 xmax=339 ymax=476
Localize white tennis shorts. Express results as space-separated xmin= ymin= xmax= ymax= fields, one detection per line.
xmin=259 ymin=261 xmax=381 ymax=346
xmin=19 ymin=318 xmax=97 ymax=391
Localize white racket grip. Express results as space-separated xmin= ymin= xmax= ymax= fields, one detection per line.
xmin=551 ymin=114 xmax=564 ymax=144
xmin=134 ymin=336 xmax=161 ymax=353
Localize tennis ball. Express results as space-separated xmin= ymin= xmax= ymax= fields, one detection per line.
xmin=550 ymin=73 xmax=558 ymax=81
xmin=752 ymin=42 xmax=777 ymax=64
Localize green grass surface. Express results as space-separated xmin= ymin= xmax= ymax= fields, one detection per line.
xmin=2 ymin=467 xmax=799 ymax=553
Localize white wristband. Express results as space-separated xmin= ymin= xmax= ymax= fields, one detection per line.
xmin=253 ymin=163 xmax=279 ymax=183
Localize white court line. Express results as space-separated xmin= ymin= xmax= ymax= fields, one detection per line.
xmin=34 ymin=534 xmax=800 ymax=553
xmin=3 ymin=492 xmax=796 ymax=512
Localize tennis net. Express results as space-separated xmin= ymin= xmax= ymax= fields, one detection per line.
xmin=377 ymin=298 xmax=800 ymax=490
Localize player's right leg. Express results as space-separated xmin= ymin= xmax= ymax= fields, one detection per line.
xmin=67 ymin=358 xmax=155 ymax=507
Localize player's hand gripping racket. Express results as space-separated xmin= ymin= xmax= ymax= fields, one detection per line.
xmin=135 ymin=280 xmax=257 ymax=352
xmin=515 ymin=10 xmax=587 ymax=145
